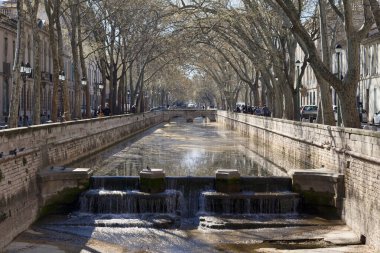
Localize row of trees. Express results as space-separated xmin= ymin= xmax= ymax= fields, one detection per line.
xmin=8 ymin=0 xmax=380 ymax=128
xmin=8 ymin=0 xmax=194 ymax=128
xmin=168 ymin=0 xmax=380 ymax=128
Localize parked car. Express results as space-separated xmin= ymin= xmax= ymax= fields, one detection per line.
xmin=359 ymin=109 xmax=368 ymax=123
xmin=373 ymin=111 xmax=380 ymax=125
xmin=300 ymin=105 xmax=318 ymax=121
xmin=150 ymin=106 xmax=167 ymax=112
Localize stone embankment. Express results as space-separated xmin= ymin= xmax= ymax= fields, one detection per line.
xmin=0 ymin=112 xmax=164 ymax=249
xmin=217 ymin=111 xmax=380 ymax=251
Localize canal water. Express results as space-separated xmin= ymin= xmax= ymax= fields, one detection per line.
xmin=70 ymin=117 xmax=287 ymax=177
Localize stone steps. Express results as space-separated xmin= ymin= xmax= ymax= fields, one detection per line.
xmin=198 ymin=215 xmax=345 ymax=229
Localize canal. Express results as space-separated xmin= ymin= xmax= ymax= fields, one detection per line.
xmin=5 ymin=116 xmax=371 ymax=252
xmin=70 ymin=117 xmax=287 ymax=177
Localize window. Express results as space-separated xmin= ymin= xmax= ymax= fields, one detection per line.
xmin=4 ymin=37 xmax=8 ymax=62
xmin=372 ymin=44 xmax=378 ymax=75
xmin=3 ymin=79 xmax=9 ymax=115
xmin=12 ymin=40 xmax=15 ymax=63
xmin=27 ymin=36 xmax=31 ymax=63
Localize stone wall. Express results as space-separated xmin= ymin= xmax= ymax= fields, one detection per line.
xmin=0 ymin=112 xmax=164 ymax=249
xmin=217 ymin=111 xmax=380 ymax=250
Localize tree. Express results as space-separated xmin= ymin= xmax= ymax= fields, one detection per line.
xmin=25 ymin=0 xmax=42 ymax=125
xmin=8 ymin=0 xmax=26 ymax=128
xmin=272 ymin=0 xmax=374 ymax=128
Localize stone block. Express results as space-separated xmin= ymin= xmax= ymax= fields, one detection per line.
xmin=139 ymin=169 xmax=166 ymax=193
xmin=215 ymin=169 xmax=241 ymax=193
xmin=292 ymin=169 xmax=344 ymax=218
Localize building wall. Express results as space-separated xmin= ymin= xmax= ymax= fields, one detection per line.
xmin=217 ymin=111 xmax=380 ymax=250
xmin=0 ymin=14 xmax=16 ymax=124
xmin=0 ymin=11 xmax=103 ymax=124
xmin=359 ymin=34 xmax=380 ymax=122
xmin=0 ymin=112 xmax=164 ymax=249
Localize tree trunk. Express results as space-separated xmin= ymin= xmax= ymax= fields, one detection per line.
xmin=77 ymin=0 xmax=91 ymax=118
xmin=8 ymin=0 xmax=25 ymax=128
xmin=283 ymin=80 xmax=294 ymax=119
xmin=339 ymin=83 xmax=360 ymax=128
xmin=317 ymin=0 xmax=335 ymax=126
xmin=315 ymin=73 xmax=335 ymax=125
xmin=55 ymin=0 xmax=71 ymax=120
xmin=252 ymin=72 xmax=260 ymax=106
xmin=27 ymin=0 xmax=42 ymax=125
xmin=45 ymin=0 xmax=59 ymax=122
xmin=69 ymin=0 xmax=81 ymax=119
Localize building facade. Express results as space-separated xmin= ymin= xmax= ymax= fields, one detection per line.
xmin=0 ymin=2 xmax=103 ymax=125
xmin=295 ymin=28 xmax=380 ymax=124
xmin=359 ymin=30 xmax=380 ymax=123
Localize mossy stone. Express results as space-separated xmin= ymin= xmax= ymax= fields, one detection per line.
xmin=38 ymin=183 xmax=89 ymax=219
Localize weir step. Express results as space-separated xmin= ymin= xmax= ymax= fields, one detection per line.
xmin=198 ymin=215 xmax=345 ymax=230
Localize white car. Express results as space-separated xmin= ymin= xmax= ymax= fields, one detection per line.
xmin=373 ymin=111 xmax=380 ymax=125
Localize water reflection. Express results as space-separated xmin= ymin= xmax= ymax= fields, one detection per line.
xmin=70 ymin=117 xmax=287 ymax=177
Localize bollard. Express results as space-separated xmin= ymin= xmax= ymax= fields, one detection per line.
xmin=139 ymin=168 xmax=166 ymax=193
xmin=215 ymin=169 xmax=241 ymax=193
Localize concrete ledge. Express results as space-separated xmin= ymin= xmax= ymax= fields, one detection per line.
xmin=139 ymin=169 xmax=166 ymax=193
xmin=38 ymin=167 xmax=92 ymax=196
xmin=215 ymin=169 xmax=241 ymax=193
xmin=215 ymin=169 xmax=240 ymax=179
xmin=291 ymin=169 xmax=344 ymax=218
xmin=139 ymin=169 xmax=165 ymax=179
xmin=39 ymin=167 xmax=93 ymax=181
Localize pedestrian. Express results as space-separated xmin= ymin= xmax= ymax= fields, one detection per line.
xmin=103 ymin=103 xmax=111 ymax=116
xmin=97 ymin=105 xmax=104 ymax=117
xmin=262 ymin=105 xmax=271 ymax=117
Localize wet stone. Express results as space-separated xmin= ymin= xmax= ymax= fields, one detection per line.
xmin=215 ymin=169 xmax=241 ymax=193
xmin=139 ymin=169 xmax=166 ymax=193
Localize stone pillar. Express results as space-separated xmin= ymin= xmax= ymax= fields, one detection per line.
xmin=215 ymin=169 xmax=241 ymax=193
xmin=139 ymin=168 xmax=166 ymax=193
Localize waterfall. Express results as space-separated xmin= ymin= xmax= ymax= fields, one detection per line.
xmin=78 ymin=176 xmax=298 ymax=217
xmin=80 ymin=189 xmax=182 ymax=215
xmin=199 ymin=191 xmax=299 ymax=215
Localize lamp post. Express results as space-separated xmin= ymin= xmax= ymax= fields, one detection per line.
xmin=95 ymin=83 xmax=103 ymax=116
xmin=335 ymin=44 xmax=343 ymax=126
xmin=127 ymin=90 xmax=130 ymax=113
xmin=20 ymin=62 xmax=32 ymax=126
xmin=58 ymin=71 xmax=65 ymax=121
xmin=81 ymin=78 xmax=87 ymax=118
xmin=295 ymin=60 xmax=302 ymax=121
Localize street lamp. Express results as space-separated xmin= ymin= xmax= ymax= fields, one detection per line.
xmin=58 ymin=70 xmax=65 ymax=121
xmin=20 ymin=62 xmax=32 ymax=126
xmin=95 ymin=82 xmax=103 ymax=115
xmin=127 ymin=90 xmax=131 ymax=113
xmin=81 ymin=78 xmax=87 ymax=117
xmin=295 ymin=60 xmax=302 ymax=121
xmin=335 ymin=44 xmax=343 ymax=126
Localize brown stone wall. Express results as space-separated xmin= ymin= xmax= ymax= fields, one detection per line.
xmin=0 ymin=112 xmax=164 ymax=249
xmin=217 ymin=111 xmax=380 ymax=250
